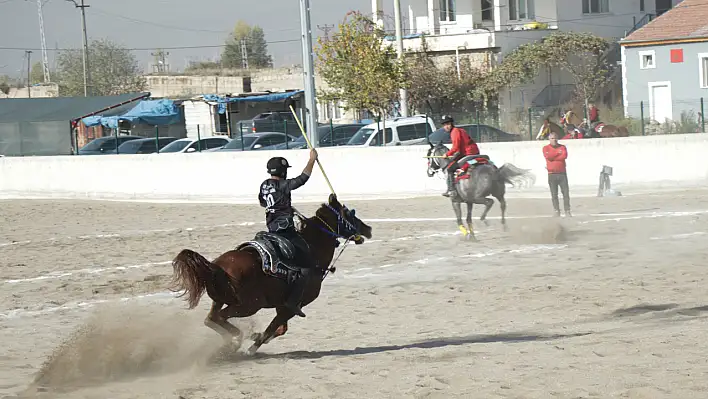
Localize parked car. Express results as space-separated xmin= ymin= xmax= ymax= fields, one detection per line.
xmin=78 ymin=135 xmax=143 ymax=155
xmin=259 ymin=123 xmax=366 ymax=150
xmin=426 ymin=124 xmax=522 ymax=144
xmin=158 ymin=136 xmax=231 ymax=153
xmin=344 ymin=115 xmax=436 ymax=147
xmin=116 ymin=137 xmax=179 ymax=154
xmin=215 ymin=132 xmax=298 ymax=152
xmin=237 ymin=111 xmax=302 ymax=134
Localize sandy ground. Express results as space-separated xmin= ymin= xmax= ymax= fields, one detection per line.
xmin=1 ymin=187 xmax=708 ymax=399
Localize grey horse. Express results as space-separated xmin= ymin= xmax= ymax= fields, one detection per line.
xmin=425 ymin=141 xmax=536 ymax=240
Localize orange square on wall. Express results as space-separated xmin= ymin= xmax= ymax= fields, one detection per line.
xmin=671 ymin=48 xmax=684 ymax=63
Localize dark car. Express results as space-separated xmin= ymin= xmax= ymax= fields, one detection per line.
xmin=116 ymin=137 xmax=179 ymax=154
xmin=427 ymin=124 xmax=522 ymax=144
xmin=215 ymin=132 xmax=298 ymax=152
xmin=78 ymin=135 xmax=143 ymax=155
xmin=260 ymin=124 xmax=366 ymax=150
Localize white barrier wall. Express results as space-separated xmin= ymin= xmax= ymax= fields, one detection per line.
xmin=1 ymin=134 xmax=707 ymax=203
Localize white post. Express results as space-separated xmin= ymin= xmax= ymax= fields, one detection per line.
xmin=372 ymin=0 xmax=384 ymax=29
xmin=394 ymin=0 xmax=409 ymax=117
xmin=493 ymin=0 xmax=502 ymax=31
xmin=427 ymin=0 xmax=437 ymax=34
xmin=299 ymin=0 xmax=319 ymax=146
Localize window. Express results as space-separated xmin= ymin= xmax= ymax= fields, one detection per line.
xmin=439 ymin=0 xmax=456 ymax=22
xmin=204 ymin=138 xmax=229 ymax=149
xmin=640 ymin=0 xmax=644 ymax=12
xmin=639 ymin=50 xmax=655 ymax=69
xmin=368 ymin=128 xmax=393 ymax=146
xmin=582 ymin=0 xmax=609 ymax=14
xmin=396 ymin=123 xmax=430 ymax=141
xmin=699 ymin=53 xmax=708 ymax=88
xmin=481 ymin=0 xmax=493 ymax=21
xmin=509 ymin=0 xmax=535 ymax=20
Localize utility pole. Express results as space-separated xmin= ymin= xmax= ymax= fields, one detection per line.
xmin=317 ymin=24 xmax=334 ymax=40
xmin=299 ymin=0 xmax=318 ymax=146
xmin=151 ymin=49 xmax=170 ymax=73
xmin=240 ymin=39 xmax=249 ymax=70
xmin=26 ymin=50 xmax=32 ymax=98
xmin=32 ymin=0 xmax=51 ymax=82
xmin=66 ymin=0 xmax=91 ymax=96
xmin=393 ymin=0 xmax=408 ymax=117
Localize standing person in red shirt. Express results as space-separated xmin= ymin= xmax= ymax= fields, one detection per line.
xmin=543 ymin=132 xmax=571 ymax=217
xmin=441 ymin=115 xmax=480 ymax=198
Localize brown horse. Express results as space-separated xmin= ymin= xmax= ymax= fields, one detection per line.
xmin=578 ymin=120 xmax=630 ymax=138
xmin=169 ymin=194 xmax=373 ymax=355
xmin=536 ymin=118 xmax=564 ymax=140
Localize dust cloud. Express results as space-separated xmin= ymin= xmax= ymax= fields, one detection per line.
xmin=25 ymin=304 xmax=246 ymax=393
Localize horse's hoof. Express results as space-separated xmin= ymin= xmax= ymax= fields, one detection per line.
xmin=246 ymin=344 xmax=259 ymax=356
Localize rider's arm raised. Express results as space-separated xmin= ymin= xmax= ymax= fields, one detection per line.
xmin=287 ymin=149 xmax=318 ymax=191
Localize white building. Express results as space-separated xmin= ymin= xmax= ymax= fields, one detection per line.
xmin=374 ymin=0 xmax=682 ymax=114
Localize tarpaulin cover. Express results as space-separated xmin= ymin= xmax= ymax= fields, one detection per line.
xmin=203 ymin=91 xmax=304 ymax=114
xmin=82 ymin=99 xmax=182 ymax=128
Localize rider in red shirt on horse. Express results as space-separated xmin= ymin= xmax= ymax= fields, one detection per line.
xmin=441 ymin=115 xmax=480 ymax=198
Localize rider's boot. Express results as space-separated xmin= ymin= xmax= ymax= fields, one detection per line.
xmin=285 ymin=268 xmax=311 ymax=317
xmin=442 ymin=172 xmax=456 ymax=197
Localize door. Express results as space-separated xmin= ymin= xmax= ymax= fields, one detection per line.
xmin=649 ymin=82 xmax=672 ymax=123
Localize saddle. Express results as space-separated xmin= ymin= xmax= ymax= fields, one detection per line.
xmin=236 ymin=231 xmax=301 ymax=282
xmin=454 ymin=155 xmax=495 ymax=182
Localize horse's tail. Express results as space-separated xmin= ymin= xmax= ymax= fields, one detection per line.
xmin=497 ymin=163 xmax=536 ymax=188
xmin=169 ymin=249 xmax=216 ymax=309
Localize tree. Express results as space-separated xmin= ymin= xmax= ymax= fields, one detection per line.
xmin=535 ymin=32 xmax=612 ymax=111
xmin=30 ymin=62 xmax=45 ymax=85
xmin=406 ymin=37 xmax=487 ymax=117
xmin=221 ymin=21 xmax=273 ymax=69
xmin=56 ymin=38 xmax=147 ymax=96
xmin=315 ymin=11 xmax=406 ymax=118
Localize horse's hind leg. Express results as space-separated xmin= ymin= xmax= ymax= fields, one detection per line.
xmin=497 ymin=195 xmax=508 ymax=231
xmin=478 ymin=197 xmax=495 ymax=226
xmin=204 ymin=301 xmax=238 ymax=346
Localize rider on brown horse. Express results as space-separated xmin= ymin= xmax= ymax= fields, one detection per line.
xmin=259 ymin=148 xmax=318 ymax=317
xmin=441 ymin=115 xmax=480 ymax=198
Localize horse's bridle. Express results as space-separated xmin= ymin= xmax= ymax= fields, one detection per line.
xmin=307 ymin=203 xmax=362 ymax=246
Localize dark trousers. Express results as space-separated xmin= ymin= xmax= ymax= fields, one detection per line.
xmin=548 ymin=172 xmax=571 ymax=212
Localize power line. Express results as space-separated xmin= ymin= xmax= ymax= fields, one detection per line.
xmin=88 ymin=7 xmax=302 ymax=35
xmin=0 ymin=38 xmax=301 ymax=52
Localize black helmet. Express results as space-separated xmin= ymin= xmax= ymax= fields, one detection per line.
xmin=267 ymin=156 xmax=291 ymax=177
xmin=441 ymin=115 xmax=454 ymax=124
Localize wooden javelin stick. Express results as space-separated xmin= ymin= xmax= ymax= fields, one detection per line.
xmin=287 ymin=105 xmax=336 ymax=195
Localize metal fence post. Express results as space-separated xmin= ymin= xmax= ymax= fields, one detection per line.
xmin=425 ymin=113 xmax=430 ymax=142
xmin=114 ymin=126 xmax=119 ymax=155
xmin=239 ymin=122 xmax=244 ymax=151
xmin=284 ymin=121 xmax=289 ymax=149
xmin=640 ymin=101 xmax=645 ymax=136
xmin=329 ymin=119 xmax=334 ymax=147
xmin=155 ymin=125 xmax=160 ymax=153
xmin=527 ymin=107 xmax=533 ymax=140
xmin=701 ymin=97 xmax=705 ymax=133
xmin=197 ymin=124 xmax=202 ymax=152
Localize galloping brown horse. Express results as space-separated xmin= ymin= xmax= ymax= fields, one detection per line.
xmin=169 ymin=194 xmax=373 ymax=355
xmin=564 ymin=109 xmax=630 ymax=138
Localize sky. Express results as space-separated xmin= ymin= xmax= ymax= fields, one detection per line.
xmin=0 ymin=0 xmax=399 ymax=79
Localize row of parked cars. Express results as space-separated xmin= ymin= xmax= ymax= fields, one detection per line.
xmin=78 ymin=116 xmax=521 ymax=155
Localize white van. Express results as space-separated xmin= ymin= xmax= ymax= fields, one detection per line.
xmin=345 ymin=115 xmax=436 ymax=147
